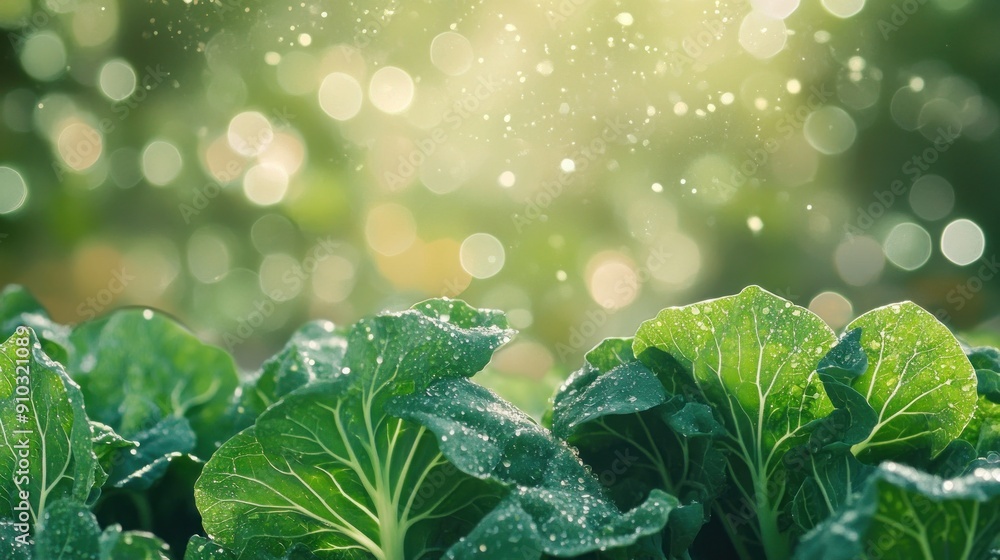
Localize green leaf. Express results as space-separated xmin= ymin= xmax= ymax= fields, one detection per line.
xmin=785 ymin=330 xmax=877 ymax=535
xmin=196 ymin=299 xmax=514 ymax=560
xmin=30 ymin=498 xmax=172 ymax=560
xmin=184 ymin=535 xmax=236 ymax=560
xmin=551 ymin=338 xmax=668 ymax=439
xmin=90 ymin=421 xmax=139 ymax=488
xmin=794 ymin=462 xmax=1000 ymax=560
xmin=812 ymin=329 xmax=876 ymax=447
xmin=0 ymin=520 xmax=32 ymax=558
xmin=106 ymin=416 xmax=197 ymax=489
xmin=35 ymin=499 xmax=101 ymax=560
xmin=633 ymin=286 xmax=838 ymax=560
xmin=68 ymin=309 xmax=240 ymax=460
xmin=960 ymin=398 xmax=1000 ymax=457
xmin=959 ymin=354 xmax=1000 ymax=457
xmin=184 ymin=535 xmax=321 ymax=560
xmin=0 ymin=285 xmax=71 ymax=365
xmin=391 ymin=377 xmax=676 ymax=559
xmin=549 ymin=338 xmax=724 ymax=556
xmin=846 ymin=303 xmax=978 ymax=463
xmin=1 ymin=329 xmax=101 ymax=527
xmin=98 ymin=527 xmax=172 ymax=559
xmin=967 ymin=345 xmax=1000 ymax=372
xmin=789 ymin=449 xmax=872 ymax=534
xmin=974 ymin=368 xmax=1000 ymax=404
xmin=233 ymin=320 xmax=348 ymax=431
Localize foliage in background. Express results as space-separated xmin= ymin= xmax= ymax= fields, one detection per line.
xmin=2 ymin=0 xmax=1000 ymax=375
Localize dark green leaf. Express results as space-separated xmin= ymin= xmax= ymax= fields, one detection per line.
xmin=232 ymin=320 xmax=347 ymax=431
xmin=960 ymin=398 xmax=1000 ymax=457
xmin=789 ymin=449 xmax=872 ymax=533
xmin=30 ymin=499 xmax=173 ymax=560
xmin=967 ymin=346 xmax=1000 ymax=372
xmin=809 ymin=329 xmax=877 ymax=450
xmin=68 ymin=309 xmax=240 ymax=460
xmin=551 ymin=339 xmax=668 ymax=439
xmin=184 ymin=536 xmax=237 ymax=560
xmin=1 ymin=329 xmax=100 ymax=525
xmin=974 ymin=368 xmax=1000 ymax=404
xmin=98 ymin=527 xmax=172 ymax=559
xmin=184 ymin=535 xmax=321 ymax=560
xmin=196 ymin=299 xmax=514 ymax=560
xmin=34 ymin=499 xmax=101 ymax=560
xmin=794 ymin=462 xmax=1000 ymax=560
xmin=550 ymin=338 xmax=724 ymax=557
xmin=0 ymin=520 xmax=32 ymax=558
xmin=391 ymin=377 xmax=676 ymax=559
xmin=633 ymin=286 xmax=838 ymax=560
xmin=90 ymin=421 xmax=139 ymax=488
xmin=106 ymin=416 xmax=197 ymax=489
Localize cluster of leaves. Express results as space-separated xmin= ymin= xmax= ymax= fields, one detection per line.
xmin=2 ymin=284 xmax=1000 ymax=559
xmin=551 ymin=286 xmax=1000 ymax=559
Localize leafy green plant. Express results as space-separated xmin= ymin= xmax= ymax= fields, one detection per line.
xmin=2 ymin=284 xmax=1000 ymax=559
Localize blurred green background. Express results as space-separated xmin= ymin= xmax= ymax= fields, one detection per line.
xmin=2 ymin=0 xmax=999 ymax=415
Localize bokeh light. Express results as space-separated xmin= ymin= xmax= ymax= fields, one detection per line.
xmin=884 ymin=222 xmax=933 ymax=271
xmin=319 ymin=73 xmax=364 ymax=121
xmin=366 ymin=204 xmax=417 ymax=257
xmin=587 ymin=252 xmax=639 ymax=310
xmin=822 ymin=0 xmax=867 ymax=18
xmin=1 ymin=0 xmax=1000 ymax=425
xmin=834 ymin=236 xmax=885 ymax=286
xmin=430 ymin=32 xmax=474 ymax=76
xmin=809 ymin=291 xmax=854 ymax=329
xmin=369 ymin=66 xmax=415 ymax=114
xmin=243 ymin=164 xmax=290 ymax=206
xmin=57 ymin=121 xmax=103 ymax=172
xmin=909 ymin=175 xmax=955 ymax=221
xmin=738 ymin=12 xmax=787 ymax=59
xmin=19 ymin=32 xmax=66 ymax=81
xmin=941 ymin=219 xmax=986 ymax=265
xmin=228 ymin=111 xmax=273 ymax=157
xmin=187 ymin=228 xmax=231 ymax=284
xmin=460 ymin=233 xmax=506 ymax=279
xmin=98 ymin=59 xmax=137 ymax=102
xmin=142 ymin=140 xmax=183 ymax=186
xmin=750 ymin=0 xmax=800 ymax=19
xmin=804 ymin=107 xmax=858 ymax=155
xmin=0 ymin=166 xmax=28 ymax=214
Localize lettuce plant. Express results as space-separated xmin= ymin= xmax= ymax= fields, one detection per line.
xmin=2 ymin=283 xmax=1000 ymax=559
xmin=552 ymin=286 xmax=1000 ymax=559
